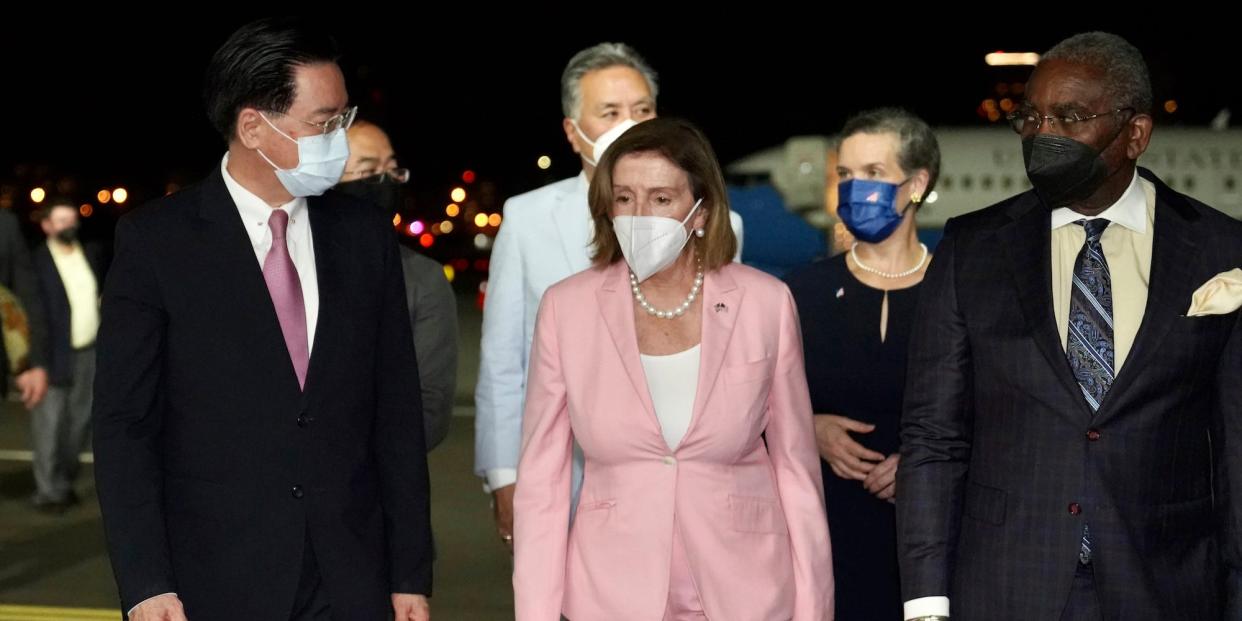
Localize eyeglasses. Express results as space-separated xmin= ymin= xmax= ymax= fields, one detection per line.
xmin=267 ymin=105 xmax=358 ymax=135
xmin=1005 ymin=106 xmax=1133 ymax=135
xmin=342 ymin=168 xmax=411 ymax=184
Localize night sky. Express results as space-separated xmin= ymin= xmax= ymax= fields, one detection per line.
xmin=2 ymin=14 xmax=1237 ymax=244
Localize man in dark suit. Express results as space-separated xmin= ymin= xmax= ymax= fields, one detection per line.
xmin=92 ymin=17 xmax=432 ymax=621
xmin=30 ymin=200 xmax=106 ymax=512
xmin=337 ymin=120 xmax=457 ymax=452
xmin=897 ymin=32 xmax=1242 ymax=620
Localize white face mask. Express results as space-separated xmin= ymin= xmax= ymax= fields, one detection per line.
xmin=573 ymin=118 xmax=639 ymax=167
xmin=613 ymin=198 xmax=702 ymax=282
xmin=257 ymin=113 xmax=350 ymax=197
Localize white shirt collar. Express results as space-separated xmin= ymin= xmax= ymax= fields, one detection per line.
xmin=1050 ymin=170 xmax=1146 ymax=234
xmin=220 ymin=154 xmax=306 ymax=236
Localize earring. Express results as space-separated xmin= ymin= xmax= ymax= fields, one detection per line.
xmin=911 ymin=194 xmax=922 ymax=205
xmin=694 ymin=228 xmax=706 ymax=238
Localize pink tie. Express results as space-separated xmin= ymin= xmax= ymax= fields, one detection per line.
xmin=263 ymin=209 xmax=309 ymax=389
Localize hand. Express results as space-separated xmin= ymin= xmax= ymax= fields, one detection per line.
xmin=813 ymin=414 xmax=885 ymax=481
xmin=392 ymin=593 xmax=430 ymax=621
xmin=862 ymin=453 xmax=900 ymax=502
xmin=492 ymin=484 xmax=515 ymax=553
xmin=129 ymin=594 xmax=187 ymax=621
xmin=15 ymin=367 xmax=48 ymax=409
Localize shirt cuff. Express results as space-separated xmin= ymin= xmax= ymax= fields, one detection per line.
xmin=129 ymin=593 xmax=177 ymax=616
xmin=904 ymin=596 xmax=950 ymax=619
xmin=485 ymin=468 xmax=517 ymax=492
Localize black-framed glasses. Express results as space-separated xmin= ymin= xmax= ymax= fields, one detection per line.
xmin=1005 ymin=106 xmax=1134 ymax=134
xmin=342 ymin=168 xmax=411 ymax=184
xmin=268 ymin=105 xmax=358 ymax=135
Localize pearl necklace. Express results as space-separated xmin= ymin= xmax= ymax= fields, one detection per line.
xmin=850 ymin=243 xmax=928 ymax=279
xmin=630 ymin=260 xmax=704 ymax=319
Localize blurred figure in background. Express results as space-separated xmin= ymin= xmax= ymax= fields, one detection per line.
xmin=29 ymin=199 xmax=106 ymax=514
xmin=339 ymin=119 xmax=458 ymax=451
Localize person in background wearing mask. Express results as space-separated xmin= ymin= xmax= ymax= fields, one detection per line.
xmin=28 ymin=200 xmax=106 ymax=514
xmin=338 ymin=119 xmax=458 ymax=452
xmin=92 ymin=18 xmax=432 ymax=621
xmin=785 ymin=108 xmax=939 ymax=620
xmin=513 ymin=118 xmax=831 ymax=620
xmin=897 ymin=32 xmax=1242 ymax=620
xmin=474 ymin=42 xmax=661 ymax=552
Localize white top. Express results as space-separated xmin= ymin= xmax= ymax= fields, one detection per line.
xmin=640 ymin=344 xmax=701 ymax=451
xmin=220 ymin=154 xmax=319 ymax=354
xmin=48 ymin=241 xmax=99 ymax=348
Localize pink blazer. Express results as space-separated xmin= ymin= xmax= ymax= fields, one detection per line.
xmin=513 ymin=260 xmax=833 ymax=620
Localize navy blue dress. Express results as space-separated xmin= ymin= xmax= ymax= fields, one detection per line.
xmin=786 ymin=254 xmax=921 ymax=621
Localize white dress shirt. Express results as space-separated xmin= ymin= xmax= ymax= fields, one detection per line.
xmin=1051 ymin=171 xmax=1153 ymax=370
xmin=221 ymin=154 xmax=319 ymax=353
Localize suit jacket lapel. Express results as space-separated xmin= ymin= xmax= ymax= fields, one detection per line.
xmin=1096 ymin=170 xmax=1201 ymax=419
xmin=596 ymin=262 xmax=662 ymax=436
xmin=301 ymin=195 xmax=344 ymax=399
xmin=998 ymin=193 xmax=1096 ymax=419
xmin=683 ymin=267 xmax=742 ymax=445
xmin=195 ymin=169 xmax=304 ymax=397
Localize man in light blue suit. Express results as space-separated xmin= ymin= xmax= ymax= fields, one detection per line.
xmin=475 ymin=42 xmax=742 ymax=551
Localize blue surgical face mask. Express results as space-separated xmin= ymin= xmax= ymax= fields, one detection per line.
xmin=837 ymin=178 xmax=913 ymax=243
xmin=257 ymin=113 xmax=350 ymax=197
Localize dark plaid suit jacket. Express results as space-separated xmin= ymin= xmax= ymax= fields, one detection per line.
xmin=897 ymin=168 xmax=1242 ymax=620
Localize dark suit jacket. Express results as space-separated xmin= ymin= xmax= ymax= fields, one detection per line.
xmin=400 ymin=246 xmax=457 ymax=452
xmin=33 ymin=241 xmax=107 ymax=386
xmin=897 ymin=168 xmax=1242 ymax=620
xmin=92 ymin=168 xmax=433 ymax=619
xmin=0 ymin=210 xmax=48 ymax=386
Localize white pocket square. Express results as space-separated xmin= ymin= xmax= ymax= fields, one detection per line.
xmin=1187 ymin=268 xmax=1242 ymax=317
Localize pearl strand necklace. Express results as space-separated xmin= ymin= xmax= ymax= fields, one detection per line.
xmin=630 ymin=258 xmax=704 ymax=319
xmin=850 ymin=242 xmax=929 ymax=279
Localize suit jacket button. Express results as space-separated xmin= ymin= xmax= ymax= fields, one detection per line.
xmin=292 ymin=485 xmax=304 ymax=499
xmin=662 ymin=456 xmax=676 ymax=466
xmin=297 ymin=414 xmax=309 ymax=428
xmin=1086 ymin=429 xmax=1101 ymax=441
xmin=1068 ymin=502 xmax=1081 ymax=515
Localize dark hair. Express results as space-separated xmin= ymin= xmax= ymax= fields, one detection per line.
xmin=203 ymin=17 xmax=340 ymax=142
xmin=589 ymin=118 xmax=736 ymax=270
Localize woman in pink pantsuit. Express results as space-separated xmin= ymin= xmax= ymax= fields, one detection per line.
xmin=513 ymin=118 xmax=833 ymax=621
